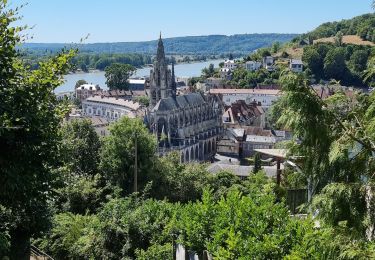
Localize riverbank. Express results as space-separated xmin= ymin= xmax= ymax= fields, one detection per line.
xmin=56 ymin=59 xmax=223 ymax=93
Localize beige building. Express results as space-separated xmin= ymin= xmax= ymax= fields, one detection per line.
xmin=82 ymin=96 xmax=141 ymax=122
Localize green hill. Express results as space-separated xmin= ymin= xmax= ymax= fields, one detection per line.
xmin=22 ymin=34 xmax=298 ymax=55
xmin=293 ymin=13 xmax=375 ymax=44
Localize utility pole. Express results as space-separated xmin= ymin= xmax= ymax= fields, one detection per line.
xmin=134 ymin=133 xmax=138 ymax=193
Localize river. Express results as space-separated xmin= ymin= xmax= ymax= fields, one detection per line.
xmin=56 ymin=59 xmax=223 ymax=93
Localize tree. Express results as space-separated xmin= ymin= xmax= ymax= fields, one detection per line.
xmin=334 ymin=31 xmax=344 ymax=46
xmin=104 ymin=63 xmax=135 ymax=90
xmin=74 ymin=79 xmax=87 ymax=89
xmin=271 ymin=41 xmax=281 ymax=53
xmin=202 ymin=63 xmax=215 ymax=78
xmin=99 ymin=117 xmax=157 ymax=194
xmin=0 ymin=1 xmax=76 ymax=257
xmin=60 ymin=119 xmax=101 ymax=176
xmin=302 ymin=46 xmax=324 ymax=78
xmin=252 ymin=152 xmax=262 ymax=173
xmin=349 ymin=49 xmax=369 ymax=74
xmin=276 ymin=71 xmax=375 ymax=242
xmin=151 ymin=152 xmax=213 ymax=202
xmin=323 ymin=47 xmax=347 ymax=80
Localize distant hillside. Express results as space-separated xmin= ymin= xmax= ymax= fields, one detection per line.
xmin=293 ymin=13 xmax=375 ymax=43
xmin=22 ymin=34 xmax=298 ymax=55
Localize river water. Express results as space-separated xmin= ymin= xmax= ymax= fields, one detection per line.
xmin=56 ymin=59 xmax=223 ymax=93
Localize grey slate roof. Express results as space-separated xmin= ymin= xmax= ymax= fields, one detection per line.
xmin=152 ymin=93 xmax=206 ymax=112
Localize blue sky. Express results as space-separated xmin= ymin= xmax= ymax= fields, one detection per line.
xmin=10 ymin=0 xmax=374 ymax=43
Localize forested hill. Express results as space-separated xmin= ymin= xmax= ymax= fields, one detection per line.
xmin=293 ymin=13 xmax=375 ymax=43
xmin=22 ymin=34 xmax=298 ymax=55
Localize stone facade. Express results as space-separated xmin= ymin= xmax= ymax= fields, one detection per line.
xmin=147 ymin=35 xmax=223 ymax=162
xmin=82 ymin=96 xmax=141 ymax=122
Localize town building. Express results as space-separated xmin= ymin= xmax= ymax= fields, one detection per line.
xmin=220 ymin=68 xmax=232 ymax=80
xmin=82 ymin=95 xmax=142 ymax=122
xmin=146 ymin=35 xmax=223 ymax=162
xmin=75 ymin=84 xmax=101 ymax=102
xmin=128 ymin=78 xmax=147 ymax=90
xmin=243 ymin=134 xmax=276 ymax=157
xmin=216 ymin=128 xmax=245 ymax=157
xmin=245 ymin=61 xmax=262 ymax=71
xmin=223 ymin=59 xmax=238 ymax=70
xmin=209 ymin=88 xmax=280 ymax=109
xmin=222 ymin=100 xmax=265 ymax=128
xmin=289 ymin=59 xmax=303 ymax=73
xmin=205 ymin=77 xmax=224 ymax=89
xmin=262 ymin=56 xmax=275 ymax=71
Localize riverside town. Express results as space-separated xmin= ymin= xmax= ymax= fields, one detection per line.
xmin=2 ymin=0 xmax=375 ymax=259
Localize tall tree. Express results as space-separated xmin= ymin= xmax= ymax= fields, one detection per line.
xmin=0 ymin=1 xmax=76 ymax=258
xmin=59 ymin=119 xmax=101 ymax=176
xmin=277 ymin=71 xmax=375 ymax=241
xmin=105 ymin=63 xmax=136 ymax=90
xmin=323 ymin=47 xmax=346 ymax=80
xmin=99 ymin=117 xmax=157 ymax=194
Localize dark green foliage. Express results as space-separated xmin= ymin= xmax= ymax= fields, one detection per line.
xmin=253 ymin=152 xmax=262 ymax=173
xmin=302 ymin=43 xmax=372 ymax=86
xmin=324 ymin=47 xmax=347 ymax=80
xmin=99 ymin=117 xmax=157 ymax=194
xmin=74 ymin=79 xmax=87 ymax=89
xmin=104 ymin=63 xmax=136 ymax=90
xmin=151 ymin=152 xmax=213 ymax=203
xmin=0 ymin=1 xmax=76 ymax=257
xmin=59 ymin=119 xmax=101 ymax=176
xmin=296 ymin=13 xmax=375 ymax=43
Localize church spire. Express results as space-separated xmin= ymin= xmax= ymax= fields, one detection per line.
xmin=171 ymin=59 xmax=176 ymax=99
xmin=156 ymin=33 xmax=165 ymax=62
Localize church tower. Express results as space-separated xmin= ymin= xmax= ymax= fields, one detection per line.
xmin=149 ymin=33 xmax=175 ymax=107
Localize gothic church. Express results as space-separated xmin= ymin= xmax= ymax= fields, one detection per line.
xmin=147 ymin=35 xmax=223 ymax=162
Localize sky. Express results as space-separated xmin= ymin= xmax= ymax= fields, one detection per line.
xmin=9 ymin=0 xmax=375 ymax=43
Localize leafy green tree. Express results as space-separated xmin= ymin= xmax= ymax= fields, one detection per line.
xmin=34 ymin=213 xmax=98 ymax=259
xmin=271 ymin=41 xmax=281 ymax=53
xmin=324 ymin=47 xmax=347 ymax=80
xmin=0 ymin=2 xmax=75 ymax=257
xmin=151 ymin=152 xmax=213 ymax=202
xmin=60 ymin=119 xmax=101 ymax=176
xmin=349 ymin=49 xmax=369 ymax=74
xmin=104 ymin=63 xmax=136 ymax=90
xmin=276 ymin=71 xmax=375 ymax=243
xmin=133 ymin=95 xmax=150 ymax=107
xmin=302 ymin=46 xmax=324 ymax=78
xmin=74 ymin=79 xmax=87 ymax=89
xmin=99 ymin=117 xmax=157 ymax=194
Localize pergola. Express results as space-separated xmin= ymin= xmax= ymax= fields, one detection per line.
xmin=254 ymin=149 xmax=288 ymax=185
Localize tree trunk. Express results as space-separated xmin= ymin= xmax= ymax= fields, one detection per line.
xmin=9 ymin=228 xmax=30 ymax=260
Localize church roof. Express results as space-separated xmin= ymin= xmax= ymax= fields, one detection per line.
xmin=152 ymin=93 xmax=206 ymax=112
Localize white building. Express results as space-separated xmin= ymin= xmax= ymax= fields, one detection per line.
xmin=82 ymin=95 xmax=141 ymax=122
xmin=220 ymin=68 xmax=232 ymax=80
xmin=223 ymin=60 xmax=237 ymax=70
xmin=209 ymin=88 xmax=281 ymax=109
xmin=289 ymin=59 xmax=303 ymax=73
xmin=245 ymin=61 xmax=262 ymax=71
xmin=243 ymin=134 xmax=277 ymax=156
xmin=128 ymin=78 xmax=146 ymax=90
xmin=262 ymin=56 xmax=275 ymax=71
xmin=76 ymin=84 xmax=101 ymax=101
